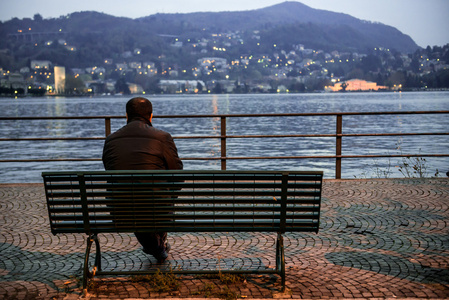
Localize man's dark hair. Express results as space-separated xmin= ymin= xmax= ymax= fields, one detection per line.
xmin=126 ymin=97 xmax=153 ymax=121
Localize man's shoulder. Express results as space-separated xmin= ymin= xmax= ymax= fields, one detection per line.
xmin=106 ymin=121 xmax=172 ymax=141
xmin=151 ymin=126 xmax=172 ymax=136
xmin=150 ymin=126 xmax=174 ymax=143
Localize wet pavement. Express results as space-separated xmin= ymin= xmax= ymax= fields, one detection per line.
xmin=1 ymin=178 xmax=448 ymax=299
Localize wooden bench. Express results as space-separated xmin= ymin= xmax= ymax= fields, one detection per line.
xmin=42 ymin=170 xmax=323 ymax=294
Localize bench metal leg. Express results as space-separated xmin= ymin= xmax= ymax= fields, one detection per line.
xmin=276 ymin=233 xmax=286 ymax=292
xmin=83 ymin=234 xmax=100 ymax=296
xmin=79 ymin=232 xmax=286 ymax=294
xmin=93 ymin=234 xmax=102 ymax=271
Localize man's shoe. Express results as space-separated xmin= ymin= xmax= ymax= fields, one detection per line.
xmin=155 ymin=243 xmax=171 ymax=263
xmin=155 ymin=250 xmax=168 ymax=263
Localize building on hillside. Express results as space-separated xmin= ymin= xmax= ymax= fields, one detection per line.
xmin=85 ymin=67 xmax=105 ymax=75
xmin=116 ymin=63 xmax=128 ymax=72
xmin=31 ymin=60 xmax=51 ymax=70
xmin=197 ymin=57 xmax=228 ymax=68
xmin=325 ymin=79 xmax=387 ymax=92
xmin=129 ymin=62 xmax=142 ymax=69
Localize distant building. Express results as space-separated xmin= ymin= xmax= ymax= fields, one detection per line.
xmin=197 ymin=57 xmax=227 ymax=68
xmin=143 ymin=62 xmax=155 ymax=69
xmin=85 ymin=67 xmax=105 ymax=75
xmin=169 ymin=70 xmax=179 ymax=77
xmin=1 ymin=72 xmax=28 ymax=94
xmin=31 ymin=60 xmax=51 ymax=70
xmin=325 ymin=79 xmax=387 ymax=92
xmin=65 ymin=45 xmax=77 ymax=52
xmin=116 ymin=63 xmax=128 ymax=71
xmin=300 ymin=59 xmax=313 ymax=67
xmin=159 ymin=80 xmax=206 ymax=93
xmin=128 ymin=83 xmax=143 ymax=94
xmin=71 ymin=68 xmax=85 ymax=76
xmin=129 ymin=62 xmax=142 ymax=69
xmin=54 ymin=66 xmax=65 ymax=94
xmin=171 ymin=41 xmax=183 ymax=48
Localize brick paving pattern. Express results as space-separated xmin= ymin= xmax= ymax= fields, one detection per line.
xmin=0 ymin=179 xmax=448 ymax=299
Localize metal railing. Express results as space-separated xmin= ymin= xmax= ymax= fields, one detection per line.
xmin=1 ymin=111 xmax=448 ymax=179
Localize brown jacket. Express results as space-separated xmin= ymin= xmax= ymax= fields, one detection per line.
xmin=102 ymin=117 xmax=183 ymax=171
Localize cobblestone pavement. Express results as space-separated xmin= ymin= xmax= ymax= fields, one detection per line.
xmin=0 ymin=179 xmax=448 ymax=299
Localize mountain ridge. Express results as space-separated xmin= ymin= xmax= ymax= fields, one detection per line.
xmin=1 ymin=1 xmax=420 ymax=54
xmin=135 ymin=1 xmax=418 ymax=53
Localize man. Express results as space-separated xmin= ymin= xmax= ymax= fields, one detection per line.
xmin=102 ymin=97 xmax=183 ymax=262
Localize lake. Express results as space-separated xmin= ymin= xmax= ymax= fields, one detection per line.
xmin=1 ymin=91 xmax=448 ymax=182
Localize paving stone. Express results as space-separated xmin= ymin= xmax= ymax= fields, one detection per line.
xmin=0 ymin=179 xmax=448 ymax=299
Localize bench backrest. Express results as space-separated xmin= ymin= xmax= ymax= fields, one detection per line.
xmin=42 ymin=170 xmax=323 ymax=235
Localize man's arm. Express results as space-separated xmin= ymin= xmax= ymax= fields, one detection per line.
xmin=163 ymin=134 xmax=183 ymax=170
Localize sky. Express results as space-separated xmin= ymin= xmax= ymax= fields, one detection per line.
xmin=1 ymin=0 xmax=448 ymax=48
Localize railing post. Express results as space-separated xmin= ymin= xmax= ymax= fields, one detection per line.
xmin=336 ymin=114 xmax=342 ymax=179
xmin=221 ymin=116 xmax=227 ymax=170
xmin=105 ymin=117 xmax=111 ymax=137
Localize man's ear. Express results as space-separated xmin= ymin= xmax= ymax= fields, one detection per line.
xmin=126 ymin=113 xmax=128 ymax=122
xmin=150 ymin=113 xmax=153 ymax=123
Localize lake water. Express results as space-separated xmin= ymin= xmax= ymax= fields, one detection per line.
xmin=1 ymin=92 xmax=448 ymax=183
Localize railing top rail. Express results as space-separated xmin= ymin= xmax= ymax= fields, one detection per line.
xmin=1 ymin=110 xmax=449 ymax=120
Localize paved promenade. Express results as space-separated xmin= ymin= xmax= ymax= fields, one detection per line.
xmin=1 ymin=178 xmax=448 ymax=299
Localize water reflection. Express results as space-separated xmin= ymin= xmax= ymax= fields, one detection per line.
xmin=210 ymin=95 xmax=221 ymax=160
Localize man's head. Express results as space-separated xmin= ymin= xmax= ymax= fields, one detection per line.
xmin=126 ymin=97 xmax=153 ymax=122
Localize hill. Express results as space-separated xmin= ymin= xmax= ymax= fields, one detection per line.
xmin=138 ymin=1 xmax=419 ymax=53
xmin=0 ymin=1 xmax=419 ymax=71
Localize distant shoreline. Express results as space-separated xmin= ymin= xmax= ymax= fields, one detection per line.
xmin=2 ymin=89 xmax=449 ymax=99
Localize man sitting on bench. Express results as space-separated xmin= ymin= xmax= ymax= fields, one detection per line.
xmin=102 ymin=97 xmax=183 ymax=262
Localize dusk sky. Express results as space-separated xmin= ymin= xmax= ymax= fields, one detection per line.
xmin=1 ymin=0 xmax=448 ymax=48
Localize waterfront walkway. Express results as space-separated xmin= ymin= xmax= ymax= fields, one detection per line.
xmin=0 ymin=178 xmax=448 ymax=299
